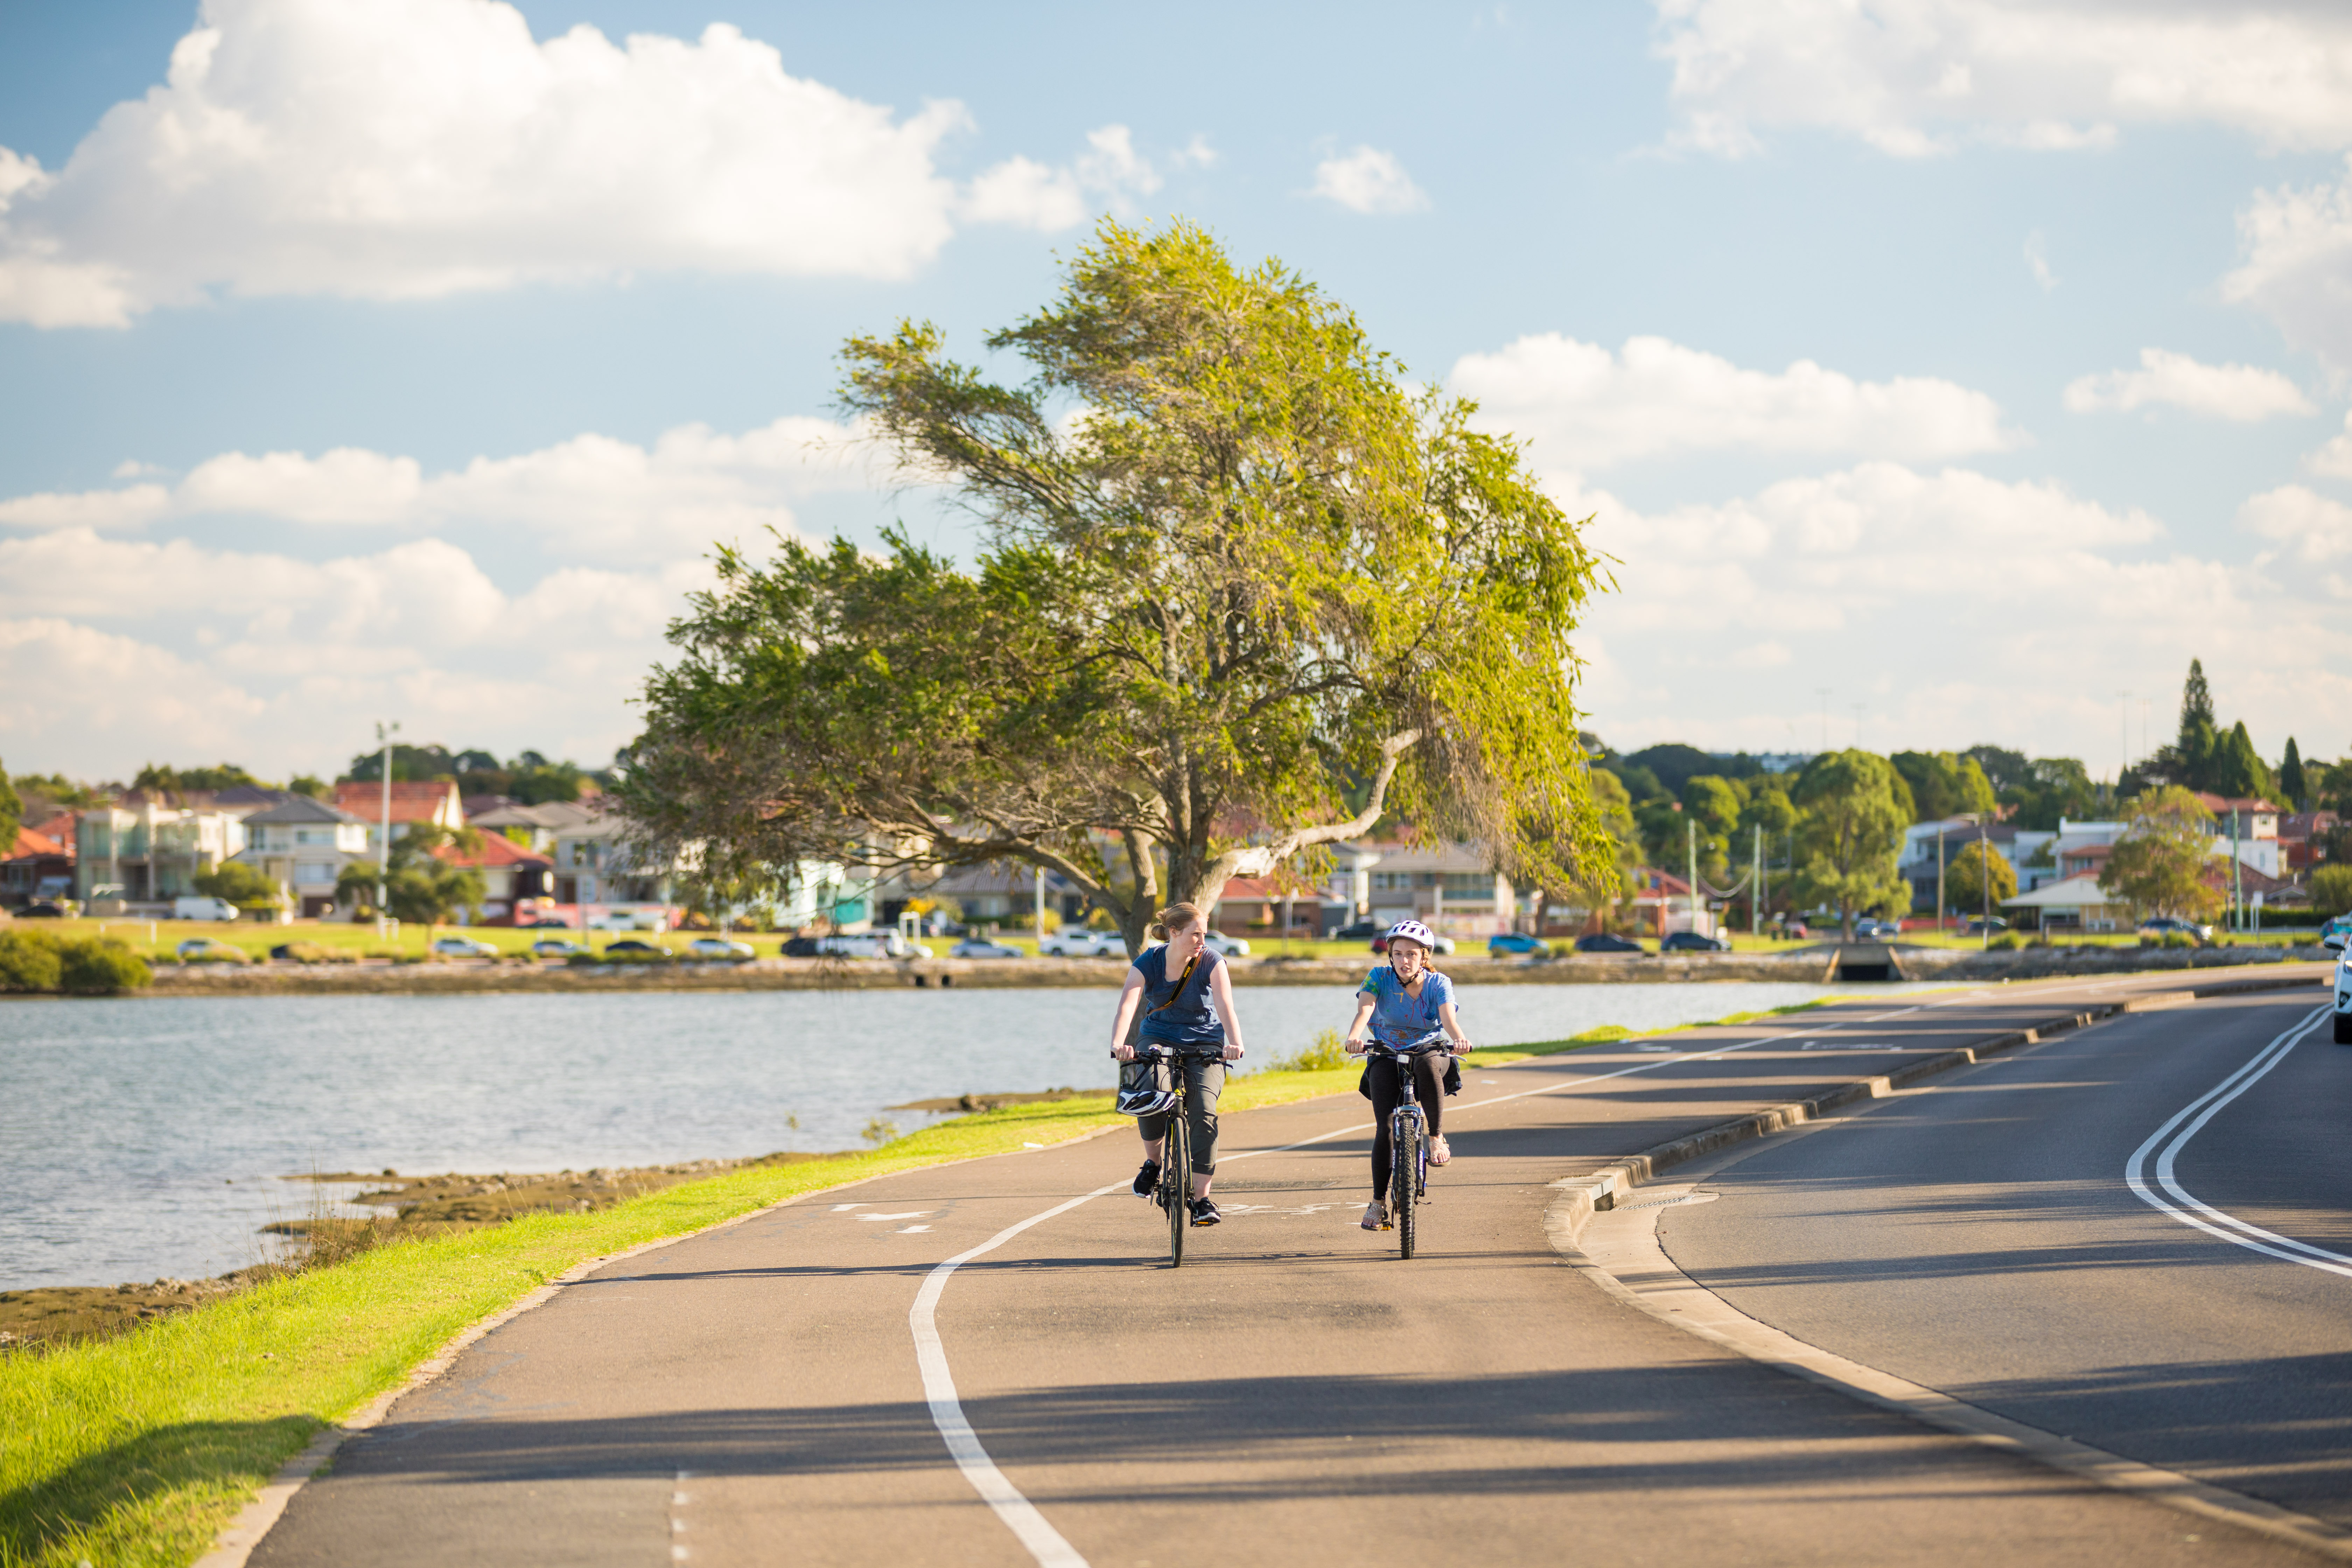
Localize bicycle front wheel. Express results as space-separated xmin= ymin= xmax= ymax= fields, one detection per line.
xmin=1166 ymin=1100 xmax=1190 ymax=1267
xmin=1393 ymin=1110 xmax=1418 ymax=1260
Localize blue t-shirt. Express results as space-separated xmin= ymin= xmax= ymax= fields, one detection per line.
xmin=1359 ymin=964 xmax=1456 ymax=1049
xmin=1134 ymin=944 xmax=1225 ymax=1046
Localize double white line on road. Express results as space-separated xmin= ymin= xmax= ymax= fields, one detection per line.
xmin=2125 ymin=1004 xmax=2352 ymax=1279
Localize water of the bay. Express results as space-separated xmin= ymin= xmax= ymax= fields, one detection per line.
xmin=0 ymin=979 xmax=1934 ymax=1289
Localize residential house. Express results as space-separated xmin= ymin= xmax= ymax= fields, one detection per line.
xmin=2194 ymin=794 xmax=2282 ymax=878
xmin=433 ymin=833 xmax=554 ymax=923
xmin=1349 ymin=840 xmax=1522 ymax=937
xmin=332 ymin=780 xmax=466 ymax=857
xmin=551 ymin=805 xmax=678 ymax=918
xmin=874 ymin=861 xmax=1057 ymax=933
xmin=76 ymin=801 xmax=248 ymax=908
xmin=230 ymin=797 xmax=372 ymax=917
xmin=1210 ymin=873 xmax=1337 ymax=937
xmin=2 ymin=824 xmax=75 ymax=908
xmin=2001 ymin=874 xmax=2133 ymax=933
xmin=467 ymin=797 xmax=602 ymax=856
xmin=2279 ymin=812 xmax=2339 ymax=877
xmin=1629 ymin=867 xmax=1713 ymax=939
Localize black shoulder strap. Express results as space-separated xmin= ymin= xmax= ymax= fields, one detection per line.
xmin=1145 ymin=950 xmax=1203 ymax=1015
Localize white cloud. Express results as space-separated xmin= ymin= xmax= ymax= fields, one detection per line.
xmin=1533 ymin=457 xmax=2352 ymax=761
xmin=2305 ymin=412 xmax=2352 ymax=479
xmin=961 ymin=125 xmax=1163 ymax=231
xmin=1310 ymin=146 xmax=1428 ymax=215
xmin=2237 ymin=482 xmax=2352 ymax=562
xmin=2023 ymin=230 xmax=2057 ymax=291
xmin=0 ymin=528 xmax=716 ymax=777
xmin=2225 ymin=153 xmax=2352 ymax=371
xmin=0 ymin=0 xmax=1163 ymax=327
xmin=0 ymin=413 xmax=876 ymax=565
xmin=1651 ymin=0 xmax=2352 ymax=158
xmin=2062 ymin=348 xmax=2314 ymax=421
xmin=1452 ymin=333 xmax=2015 ymax=469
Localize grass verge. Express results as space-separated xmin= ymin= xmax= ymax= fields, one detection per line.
xmin=0 ymin=990 xmax=1865 ymax=1568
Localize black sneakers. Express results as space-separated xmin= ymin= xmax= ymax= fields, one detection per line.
xmin=1189 ymin=1197 xmax=1222 ymax=1226
xmin=1133 ymin=1160 xmax=1160 ymax=1198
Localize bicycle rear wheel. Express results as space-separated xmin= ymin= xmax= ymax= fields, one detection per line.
xmin=1165 ymin=1098 xmax=1190 ymax=1267
xmin=1393 ymin=1109 xmax=1418 ymax=1260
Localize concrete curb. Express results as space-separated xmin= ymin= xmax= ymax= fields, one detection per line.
xmin=1540 ymin=975 xmax=2351 ymax=1562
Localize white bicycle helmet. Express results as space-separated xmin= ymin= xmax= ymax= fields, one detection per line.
xmin=1115 ymin=1062 xmax=1178 ymax=1117
xmin=1384 ymin=919 xmax=1437 ymax=950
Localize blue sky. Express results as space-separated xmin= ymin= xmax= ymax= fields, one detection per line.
xmin=3 ymin=0 xmax=2348 ymax=784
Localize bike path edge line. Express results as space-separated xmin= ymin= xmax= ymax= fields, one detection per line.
xmin=1542 ymin=986 xmax=2352 ymax=1564
xmin=190 ymin=1122 xmax=1132 ymax=1568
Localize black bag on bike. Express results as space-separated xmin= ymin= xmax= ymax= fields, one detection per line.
xmin=1357 ymin=1052 xmax=1460 ymax=1100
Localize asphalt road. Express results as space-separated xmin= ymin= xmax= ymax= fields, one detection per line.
xmin=1659 ymin=988 xmax=2352 ymax=1530
xmin=251 ymin=971 xmax=2334 ymax=1567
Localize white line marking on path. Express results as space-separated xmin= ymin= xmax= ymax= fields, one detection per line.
xmin=910 ymin=1182 xmax=1126 ymax=1567
xmin=2125 ymin=1005 xmax=2352 ymax=1278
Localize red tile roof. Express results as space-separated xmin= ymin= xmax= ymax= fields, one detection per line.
xmin=433 ymin=833 xmax=551 ymax=870
xmin=333 ymin=781 xmax=463 ymax=825
xmin=7 ymin=825 xmax=66 ymax=860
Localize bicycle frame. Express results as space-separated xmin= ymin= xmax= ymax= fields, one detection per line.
xmin=1140 ymin=1044 xmax=1218 ymax=1267
xmin=1365 ymin=1040 xmax=1446 ymax=1258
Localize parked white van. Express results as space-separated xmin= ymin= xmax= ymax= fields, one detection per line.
xmin=173 ymin=895 xmax=241 ymax=922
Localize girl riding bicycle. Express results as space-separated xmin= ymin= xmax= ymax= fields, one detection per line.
xmin=1343 ymin=919 xmax=1470 ymax=1231
xmin=1109 ymin=902 xmax=1248 ymax=1226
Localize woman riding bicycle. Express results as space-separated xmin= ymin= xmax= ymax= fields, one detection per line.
xmin=1343 ymin=919 xmax=1470 ymax=1232
xmin=1109 ymin=902 xmax=1247 ymax=1227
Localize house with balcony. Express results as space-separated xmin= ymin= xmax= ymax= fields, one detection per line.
xmin=76 ymin=801 xmax=248 ymax=909
xmin=2 ymin=823 xmax=75 ymax=908
xmin=551 ymin=806 xmax=680 ymax=920
xmin=466 ymin=797 xmax=601 ymax=855
xmin=433 ymin=833 xmax=554 ymax=923
xmin=230 ymin=797 xmax=373 ymax=917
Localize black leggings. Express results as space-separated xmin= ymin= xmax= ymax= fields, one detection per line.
xmin=1368 ymin=1053 xmax=1444 ymax=1202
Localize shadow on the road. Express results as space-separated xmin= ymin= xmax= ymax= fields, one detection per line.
xmin=310 ymin=1363 xmax=2068 ymax=1504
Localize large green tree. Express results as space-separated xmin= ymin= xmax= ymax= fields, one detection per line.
xmin=193 ymin=860 xmax=284 ymax=911
xmin=1943 ymin=839 xmax=2016 ymax=918
xmin=2280 ymin=737 xmax=2307 ymax=810
xmin=621 ymin=220 xmax=1610 ymax=955
xmin=335 ymin=827 xmax=488 ymax=930
xmin=0 ymin=757 xmax=20 ymax=849
xmin=1790 ymin=749 xmax=1911 ymax=939
xmin=1680 ymin=775 xmax=1745 ymax=882
xmin=2105 ymin=786 xmax=2222 ymax=923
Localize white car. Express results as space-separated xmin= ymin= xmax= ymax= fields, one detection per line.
xmin=1039 ymin=929 xmax=1122 ymax=957
xmin=429 ymin=936 xmax=498 ymax=958
xmin=950 ymin=937 xmax=1025 ymax=959
xmin=685 ymin=937 xmax=755 ymax=960
xmin=2329 ymin=926 xmax=2351 ymax=1044
xmin=1202 ymin=931 xmax=1251 ymax=957
xmin=531 ymin=938 xmax=587 ymax=958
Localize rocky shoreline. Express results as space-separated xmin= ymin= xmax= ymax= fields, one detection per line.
xmin=94 ymin=941 xmax=2333 ymax=996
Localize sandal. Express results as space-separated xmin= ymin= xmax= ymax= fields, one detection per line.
xmin=1361 ymin=1201 xmax=1389 ymax=1231
xmin=1428 ymin=1135 xmax=1451 ymax=1167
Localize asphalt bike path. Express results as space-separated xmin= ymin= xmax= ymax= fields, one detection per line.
xmin=250 ymin=969 xmax=2332 ymax=1567
xmin=1653 ymin=989 xmax=2351 ymax=1533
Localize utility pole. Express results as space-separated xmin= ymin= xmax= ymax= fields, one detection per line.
xmin=375 ymin=720 xmax=399 ymax=940
xmin=1034 ymin=864 xmax=1046 ymax=948
xmin=1937 ymin=821 xmax=1947 ymax=938
xmin=1752 ymin=824 xmax=1762 ymax=937
xmin=2231 ymin=806 xmax=2243 ymax=933
xmin=1687 ymin=817 xmax=1699 ymax=940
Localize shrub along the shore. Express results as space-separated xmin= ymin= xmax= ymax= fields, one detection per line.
xmin=0 ymin=1009 xmax=1814 ymax=1568
xmin=0 ymin=929 xmax=151 ymax=994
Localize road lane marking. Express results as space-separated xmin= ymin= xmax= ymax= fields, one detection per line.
xmin=2125 ymin=1005 xmax=2351 ymax=1278
xmin=909 ymin=1182 xmax=1126 ymax=1568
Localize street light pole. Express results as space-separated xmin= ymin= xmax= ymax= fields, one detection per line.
xmin=1687 ymin=817 xmax=1699 ymax=939
xmin=1937 ymin=822 xmax=1947 ymax=939
xmin=375 ymin=720 xmax=399 ymax=939
xmin=2231 ymin=806 xmax=2243 ymax=933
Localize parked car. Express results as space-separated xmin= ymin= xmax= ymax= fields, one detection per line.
xmin=175 ymin=937 xmax=246 ymax=962
xmin=1850 ymin=917 xmax=1891 ymax=940
xmin=1782 ymin=919 xmax=1809 ymax=939
xmin=1333 ymin=919 xmax=1383 ymax=941
xmin=1966 ymin=916 xmax=2012 ymax=936
xmin=1039 ymin=928 xmax=1122 ymax=957
xmin=429 ymin=936 xmax=499 ymax=958
xmin=685 ymin=937 xmax=755 ymax=960
xmin=604 ymin=939 xmax=672 ymax=957
xmin=532 ymin=938 xmax=588 ymax=958
xmin=1488 ymin=931 xmax=1548 ymax=957
xmin=173 ymin=895 xmax=240 ymax=922
xmin=588 ymin=908 xmax=662 ymax=932
xmin=19 ymin=901 xmax=65 ymax=918
xmin=1573 ymin=932 xmax=1645 ymax=954
xmin=951 ymin=937 xmax=1024 ymax=959
xmin=1661 ymin=931 xmax=1730 ymax=953
xmin=1202 ymin=931 xmax=1251 ymax=957
xmin=1371 ymin=931 xmax=1455 ymax=955
xmin=2138 ymin=916 xmax=2211 ymax=943
xmin=2321 ymin=914 xmax=2352 ymax=949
